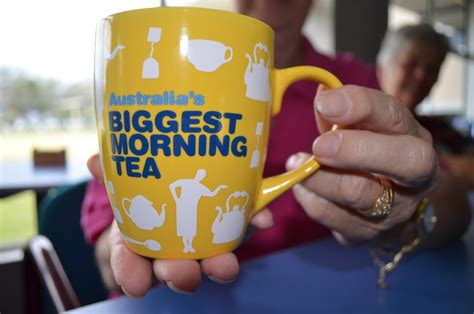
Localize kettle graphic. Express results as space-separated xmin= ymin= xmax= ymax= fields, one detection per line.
xmin=244 ymin=42 xmax=270 ymax=102
xmin=122 ymin=195 xmax=166 ymax=230
xmin=212 ymin=191 xmax=249 ymax=244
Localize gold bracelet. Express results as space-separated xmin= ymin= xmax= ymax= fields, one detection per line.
xmin=370 ymin=198 xmax=434 ymax=288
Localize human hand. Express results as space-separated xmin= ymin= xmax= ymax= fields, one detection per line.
xmin=286 ymin=85 xmax=439 ymax=245
xmin=87 ymin=155 xmax=273 ymax=296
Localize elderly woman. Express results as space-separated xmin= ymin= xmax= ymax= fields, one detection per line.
xmin=84 ymin=2 xmax=471 ymax=297
xmin=376 ymin=23 xmax=449 ymax=110
xmin=376 ymin=23 xmax=473 ymax=199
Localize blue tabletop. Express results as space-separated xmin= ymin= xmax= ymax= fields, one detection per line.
xmin=70 ymin=226 xmax=474 ymax=314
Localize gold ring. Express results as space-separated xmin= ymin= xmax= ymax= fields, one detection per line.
xmin=358 ymin=178 xmax=394 ymax=218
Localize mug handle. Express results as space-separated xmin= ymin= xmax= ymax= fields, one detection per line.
xmin=254 ymin=66 xmax=343 ymax=212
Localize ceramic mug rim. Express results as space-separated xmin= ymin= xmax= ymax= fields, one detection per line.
xmin=105 ymin=6 xmax=274 ymax=34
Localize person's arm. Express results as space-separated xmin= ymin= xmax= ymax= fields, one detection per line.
xmin=201 ymin=184 xmax=228 ymax=197
xmin=443 ymin=154 xmax=474 ymax=189
xmin=421 ymin=171 xmax=471 ymax=248
xmin=206 ymin=185 xmax=228 ymax=197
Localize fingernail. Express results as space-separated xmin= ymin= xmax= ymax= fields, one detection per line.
xmin=156 ymin=280 xmax=167 ymax=289
xmin=121 ymin=286 xmax=142 ymax=300
xmin=316 ymin=91 xmax=348 ymax=117
xmin=287 ymin=154 xmax=299 ymax=169
xmin=207 ymin=275 xmax=236 ymax=285
xmin=313 ymin=133 xmax=341 ymax=158
xmin=286 ymin=153 xmax=306 ymax=170
xmin=166 ymin=281 xmax=194 ymax=295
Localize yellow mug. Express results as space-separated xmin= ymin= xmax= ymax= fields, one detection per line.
xmin=95 ymin=7 xmax=342 ymax=259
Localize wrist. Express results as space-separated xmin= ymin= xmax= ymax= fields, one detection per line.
xmin=370 ymin=197 xmax=436 ymax=288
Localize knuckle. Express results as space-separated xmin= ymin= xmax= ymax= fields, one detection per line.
xmin=306 ymin=204 xmax=326 ymax=222
xmin=338 ymin=175 xmax=372 ymax=209
xmin=412 ymin=141 xmax=438 ymax=183
xmin=345 ymin=85 xmax=372 ymax=118
xmin=386 ymin=96 xmax=408 ymax=132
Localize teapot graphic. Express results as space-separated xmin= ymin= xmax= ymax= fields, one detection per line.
xmin=122 ymin=195 xmax=166 ymax=230
xmin=244 ymin=42 xmax=270 ymax=102
xmin=212 ymin=191 xmax=249 ymax=244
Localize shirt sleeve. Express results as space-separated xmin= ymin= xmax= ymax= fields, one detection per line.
xmin=80 ymin=178 xmax=114 ymax=245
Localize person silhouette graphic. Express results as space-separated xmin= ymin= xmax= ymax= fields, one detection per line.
xmin=169 ymin=169 xmax=227 ymax=253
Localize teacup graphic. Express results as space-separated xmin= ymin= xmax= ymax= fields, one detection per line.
xmin=187 ymin=39 xmax=233 ymax=72
xmin=122 ymin=195 xmax=166 ymax=230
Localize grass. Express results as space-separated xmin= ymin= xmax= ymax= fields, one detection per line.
xmin=0 ymin=190 xmax=37 ymax=244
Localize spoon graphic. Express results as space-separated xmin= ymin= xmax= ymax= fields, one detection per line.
xmin=123 ymin=235 xmax=161 ymax=252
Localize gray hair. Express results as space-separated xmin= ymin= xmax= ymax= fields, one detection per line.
xmin=377 ymin=23 xmax=450 ymax=66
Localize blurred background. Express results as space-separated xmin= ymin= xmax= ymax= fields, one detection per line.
xmin=0 ymin=0 xmax=470 ymax=166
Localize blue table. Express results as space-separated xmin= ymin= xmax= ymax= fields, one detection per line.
xmin=70 ymin=226 xmax=474 ymax=314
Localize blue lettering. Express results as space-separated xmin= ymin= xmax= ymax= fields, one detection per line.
xmin=174 ymin=134 xmax=196 ymax=156
xmin=170 ymin=91 xmax=175 ymax=105
xmin=125 ymin=157 xmax=141 ymax=178
xmin=109 ymin=111 xmax=122 ymax=131
xmin=111 ymin=133 xmax=128 ymax=154
xmin=132 ymin=110 xmax=152 ymax=132
xmin=209 ymin=135 xmax=229 ymax=156
xmin=182 ymin=111 xmax=202 ymax=133
xmin=143 ymin=157 xmax=161 ymax=178
xmin=123 ymin=111 xmax=131 ymax=132
xmin=176 ymin=95 xmax=188 ymax=105
xmin=194 ymin=95 xmax=204 ymax=105
xmin=129 ymin=134 xmax=149 ymax=156
xmin=223 ymin=113 xmax=242 ymax=134
xmin=155 ymin=110 xmax=178 ymax=133
xmin=150 ymin=135 xmax=171 ymax=156
xmin=127 ymin=95 xmax=135 ymax=105
xmin=203 ymin=111 xmax=222 ymax=133
xmin=198 ymin=134 xmax=207 ymax=156
xmin=231 ymin=136 xmax=247 ymax=157
xmin=111 ymin=155 xmax=125 ymax=175
xmin=109 ymin=92 xmax=117 ymax=105
xmin=137 ymin=92 xmax=145 ymax=105
xmin=151 ymin=95 xmax=162 ymax=105
xmin=116 ymin=95 xmax=126 ymax=105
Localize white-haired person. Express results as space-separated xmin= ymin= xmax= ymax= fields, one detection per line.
xmin=377 ymin=23 xmax=474 ymax=191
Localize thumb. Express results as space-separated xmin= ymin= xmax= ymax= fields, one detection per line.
xmin=87 ymin=154 xmax=104 ymax=184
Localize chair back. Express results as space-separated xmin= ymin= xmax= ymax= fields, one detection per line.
xmin=28 ymin=235 xmax=80 ymax=312
xmin=37 ymin=181 xmax=108 ymax=310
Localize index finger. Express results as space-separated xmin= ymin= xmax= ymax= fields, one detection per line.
xmin=314 ymin=85 xmax=432 ymax=143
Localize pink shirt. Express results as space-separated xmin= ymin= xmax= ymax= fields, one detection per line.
xmin=81 ymin=37 xmax=379 ymax=261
